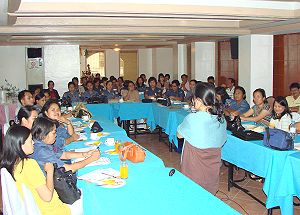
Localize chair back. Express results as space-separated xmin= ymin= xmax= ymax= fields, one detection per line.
xmin=0 ymin=168 xmax=26 ymax=215
xmin=22 ymin=184 xmax=41 ymax=215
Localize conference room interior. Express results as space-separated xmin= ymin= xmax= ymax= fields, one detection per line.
xmin=1 ymin=0 xmax=300 ymax=215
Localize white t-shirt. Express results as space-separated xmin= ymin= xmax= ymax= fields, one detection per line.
xmin=269 ymin=112 xmax=300 ymax=132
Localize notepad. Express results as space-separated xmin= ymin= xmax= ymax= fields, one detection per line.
xmin=72 ymin=157 xmax=111 ymax=167
xmin=78 ymin=168 xmax=119 ymax=182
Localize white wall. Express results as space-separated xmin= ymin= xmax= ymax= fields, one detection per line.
xmin=0 ymin=46 xmax=26 ymax=90
xmin=153 ymin=48 xmax=173 ymax=79
xmin=177 ymin=44 xmax=187 ymax=80
xmin=138 ymin=49 xmax=152 ymax=79
xmin=44 ymin=45 xmax=80 ymax=95
xmin=239 ymin=35 xmax=273 ymax=105
xmin=194 ymin=42 xmax=215 ymax=82
xmin=105 ymin=49 xmax=120 ymax=78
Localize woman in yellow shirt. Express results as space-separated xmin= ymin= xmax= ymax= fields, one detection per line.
xmin=0 ymin=125 xmax=70 ymax=215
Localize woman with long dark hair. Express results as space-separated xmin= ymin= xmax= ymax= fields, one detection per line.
xmin=34 ymin=92 xmax=46 ymax=113
xmin=177 ymin=82 xmax=227 ymax=195
xmin=269 ymin=96 xmax=300 ymax=132
xmin=0 ymin=125 xmax=70 ymax=214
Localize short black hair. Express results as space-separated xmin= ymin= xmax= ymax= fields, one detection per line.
xmin=41 ymin=99 xmax=61 ymax=117
xmin=207 ymin=76 xmax=215 ymax=82
xmin=86 ymin=81 xmax=93 ymax=85
xmin=72 ymin=77 xmax=79 ymax=82
xmin=228 ymin=78 xmax=236 ymax=86
xmin=181 ymin=74 xmax=188 ymax=78
xmin=171 ymin=80 xmax=180 ymax=86
xmin=48 ymin=80 xmax=54 ymax=86
xmin=102 ymin=77 xmax=108 ymax=82
xmin=68 ymin=81 xmax=75 ymax=88
xmin=31 ymin=117 xmax=56 ymax=141
xmin=234 ymin=86 xmax=246 ymax=99
xmin=18 ymin=90 xmax=32 ymax=103
xmin=148 ymin=77 xmax=157 ymax=85
xmin=165 ymin=74 xmax=170 ymax=78
xmin=190 ymin=79 xmax=197 ymax=84
xmin=253 ymin=88 xmax=266 ymax=99
xmin=35 ymin=92 xmax=45 ymax=102
xmin=289 ymin=82 xmax=300 ymax=90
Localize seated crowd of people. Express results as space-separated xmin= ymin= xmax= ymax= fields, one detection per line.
xmin=1 ymin=71 xmax=300 ymax=214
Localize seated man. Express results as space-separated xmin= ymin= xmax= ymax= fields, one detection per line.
xmin=144 ymin=77 xmax=162 ymax=99
xmin=15 ymin=90 xmax=35 ymax=117
xmin=164 ymin=80 xmax=185 ymax=102
xmin=185 ymin=80 xmax=197 ymax=102
xmin=286 ymin=82 xmax=300 ymax=113
xmin=82 ymin=81 xmax=99 ymax=102
xmin=62 ymin=82 xmax=81 ymax=105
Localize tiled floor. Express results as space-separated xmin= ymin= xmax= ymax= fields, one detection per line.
xmin=133 ymin=133 xmax=300 ymax=215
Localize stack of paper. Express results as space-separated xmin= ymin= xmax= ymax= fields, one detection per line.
xmin=78 ymin=168 xmax=120 ymax=182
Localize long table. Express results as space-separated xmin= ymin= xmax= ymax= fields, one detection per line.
xmin=85 ymin=102 xmax=300 ymax=214
xmin=64 ymin=106 xmax=239 ymax=215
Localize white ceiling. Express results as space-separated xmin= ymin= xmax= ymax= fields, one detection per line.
xmin=1 ymin=0 xmax=300 ymax=49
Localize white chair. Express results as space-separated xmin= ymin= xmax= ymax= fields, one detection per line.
xmin=1 ymin=168 xmax=26 ymax=215
xmin=22 ymin=184 xmax=41 ymax=215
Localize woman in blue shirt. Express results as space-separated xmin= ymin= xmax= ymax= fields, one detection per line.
xmin=103 ymin=80 xmax=119 ymax=100
xmin=82 ymin=81 xmax=99 ymax=102
xmin=31 ymin=117 xmax=100 ymax=173
xmin=177 ymin=82 xmax=227 ymax=195
xmin=62 ymin=82 xmax=81 ymax=105
xmin=224 ymin=86 xmax=250 ymax=116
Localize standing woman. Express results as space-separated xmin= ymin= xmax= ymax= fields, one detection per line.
xmin=0 ymin=125 xmax=71 ymax=215
xmin=177 ymin=82 xmax=227 ymax=195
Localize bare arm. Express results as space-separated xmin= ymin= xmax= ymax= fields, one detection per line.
xmin=36 ymin=163 xmax=54 ymax=202
xmin=240 ymin=109 xmax=270 ymax=123
xmin=240 ymin=108 xmax=254 ymax=118
xmin=63 ymin=150 xmax=100 ymax=172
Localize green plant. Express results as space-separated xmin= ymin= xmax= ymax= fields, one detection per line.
xmin=0 ymin=79 xmax=19 ymax=97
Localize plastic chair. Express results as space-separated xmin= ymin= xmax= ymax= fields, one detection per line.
xmin=22 ymin=184 xmax=41 ymax=215
xmin=0 ymin=168 xmax=26 ymax=215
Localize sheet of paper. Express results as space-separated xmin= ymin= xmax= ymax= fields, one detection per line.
xmin=72 ymin=157 xmax=111 ymax=167
xmin=78 ymin=168 xmax=120 ymax=182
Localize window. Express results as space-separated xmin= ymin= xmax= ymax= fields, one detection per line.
xmin=87 ymin=52 xmax=105 ymax=77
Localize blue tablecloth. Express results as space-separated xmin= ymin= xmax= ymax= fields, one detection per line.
xmin=65 ymin=111 xmax=238 ymax=215
xmin=275 ymin=151 xmax=300 ymax=215
xmin=87 ymin=104 xmax=114 ymax=121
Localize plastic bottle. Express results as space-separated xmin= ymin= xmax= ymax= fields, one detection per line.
xmin=290 ymin=120 xmax=297 ymax=140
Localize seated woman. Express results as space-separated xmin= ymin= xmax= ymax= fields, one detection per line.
xmin=121 ymin=81 xmax=140 ymax=102
xmin=31 ymin=117 xmax=100 ymax=173
xmin=47 ymin=80 xmax=60 ymax=100
xmin=62 ymin=82 xmax=81 ymax=105
xmin=34 ymin=92 xmax=46 ymax=113
xmin=224 ymin=86 xmax=250 ymax=116
xmin=144 ymin=77 xmax=162 ymax=99
xmin=82 ymin=81 xmax=99 ymax=102
xmin=177 ymin=82 xmax=227 ymax=195
xmin=103 ymin=80 xmax=119 ymax=100
xmin=164 ymin=80 xmax=185 ymax=102
xmin=185 ymin=79 xmax=197 ymax=102
xmin=215 ymin=86 xmax=230 ymax=106
xmin=240 ymin=88 xmax=272 ymax=125
xmin=17 ymin=106 xmax=38 ymax=129
xmin=93 ymin=78 xmax=104 ymax=94
xmin=269 ymin=96 xmax=300 ymax=132
xmin=157 ymin=73 xmax=168 ymax=93
xmin=0 ymin=125 xmax=71 ymax=215
xmin=42 ymin=99 xmax=79 ymax=151
xmin=136 ymin=77 xmax=146 ymax=93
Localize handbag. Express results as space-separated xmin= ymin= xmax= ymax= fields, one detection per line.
xmin=119 ymin=142 xmax=146 ymax=163
xmin=263 ymin=127 xmax=294 ymax=151
xmin=90 ymin=121 xmax=103 ymax=133
xmin=232 ymin=130 xmax=264 ymax=141
xmin=87 ymin=96 xmax=108 ymax=104
xmin=72 ymin=103 xmax=92 ymax=118
xmin=53 ymin=164 xmax=81 ymax=204
xmin=225 ymin=116 xmax=245 ymax=132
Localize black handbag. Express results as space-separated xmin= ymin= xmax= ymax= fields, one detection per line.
xmin=232 ymin=130 xmax=264 ymax=141
xmin=157 ymin=98 xmax=171 ymax=107
xmin=90 ymin=121 xmax=103 ymax=133
xmin=87 ymin=96 xmax=108 ymax=104
xmin=53 ymin=164 xmax=81 ymax=204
